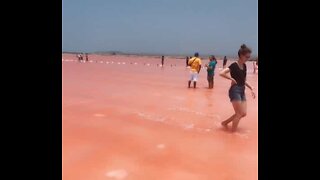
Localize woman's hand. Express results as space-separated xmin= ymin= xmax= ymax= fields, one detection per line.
xmin=245 ymin=82 xmax=255 ymax=99
xmin=251 ymin=89 xmax=256 ymax=99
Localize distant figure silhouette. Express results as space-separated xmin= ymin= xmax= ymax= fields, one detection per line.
xmin=186 ymin=56 xmax=189 ymax=67
xmin=223 ymin=56 xmax=228 ymax=69
xmin=161 ymin=56 xmax=164 ymax=66
xmin=77 ymin=54 xmax=81 ymax=62
xmin=85 ymin=53 xmax=89 ymax=62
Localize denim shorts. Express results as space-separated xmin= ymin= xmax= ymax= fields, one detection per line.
xmin=229 ymin=85 xmax=246 ymax=102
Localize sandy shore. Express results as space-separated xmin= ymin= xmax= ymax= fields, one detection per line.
xmin=62 ymin=53 xmax=258 ymax=180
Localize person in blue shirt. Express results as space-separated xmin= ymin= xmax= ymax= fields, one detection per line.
xmin=206 ymin=55 xmax=217 ymax=89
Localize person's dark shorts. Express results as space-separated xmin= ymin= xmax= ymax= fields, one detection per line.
xmin=229 ymin=85 xmax=246 ymax=102
xmin=207 ymin=75 xmax=214 ymax=81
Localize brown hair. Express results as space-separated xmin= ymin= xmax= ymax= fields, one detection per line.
xmin=238 ymin=44 xmax=252 ymax=57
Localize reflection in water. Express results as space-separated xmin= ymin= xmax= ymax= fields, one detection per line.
xmin=204 ymin=90 xmax=214 ymax=107
xmin=185 ymin=89 xmax=197 ymax=110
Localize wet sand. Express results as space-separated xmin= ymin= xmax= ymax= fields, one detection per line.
xmin=62 ymin=54 xmax=258 ymax=180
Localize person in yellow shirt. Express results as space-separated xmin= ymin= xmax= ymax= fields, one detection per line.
xmin=188 ymin=52 xmax=202 ymax=88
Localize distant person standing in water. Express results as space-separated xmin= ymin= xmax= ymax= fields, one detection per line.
xmin=219 ymin=44 xmax=255 ymax=132
xmin=77 ymin=54 xmax=81 ymax=62
xmin=85 ymin=53 xmax=89 ymax=62
xmin=205 ymin=55 xmax=217 ymax=89
xmin=188 ymin=52 xmax=202 ymax=88
xmin=223 ymin=56 xmax=228 ymax=69
xmin=186 ymin=56 xmax=189 ymax=67
xmin=80 ymin=53 xmax=84 ymax=62
xmin=161 ymin=56 xmax=164 ymax=66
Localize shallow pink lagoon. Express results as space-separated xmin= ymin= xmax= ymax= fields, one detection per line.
xmin=62 ymin=53 xmax=258 ymax=180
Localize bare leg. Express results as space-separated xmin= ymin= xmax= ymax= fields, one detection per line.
xmin=221 ymin=114 xmax=236 ymax=128
xmin=210 ymin=79 xmax=214 ymax=88
xmin=231 ymin=115 xmax=242 ymax=132
xmin=221 ymin=101 xmax=243 ymax=131
xmin=231 ymin=101 xmax=247 ymax=132
xmin=193 ymin=82 xmax=196 ymax=88
xmin=188 ymin=81 xmax=191 ymax=88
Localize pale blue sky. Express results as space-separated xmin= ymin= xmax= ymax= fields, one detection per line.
xmin=63 ymin=0 xmax=257 ymax=56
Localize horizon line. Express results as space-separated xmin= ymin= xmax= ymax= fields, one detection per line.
xmin=62 ymin=50 xmax=257 ymax=58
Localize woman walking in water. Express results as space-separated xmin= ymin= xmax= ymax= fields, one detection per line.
xmin=219 ymin=44 xmax=255 ymax=132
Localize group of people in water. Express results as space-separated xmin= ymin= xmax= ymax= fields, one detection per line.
xmin=187 ymin=53 xmax=226 ymax=89
xmin=77 ymin=53 xmax=89 ymax=62
xmin=74 ymin=45 xmax=256 ymax=132
xmin=185 ymin=44 xmax=257 ymax=132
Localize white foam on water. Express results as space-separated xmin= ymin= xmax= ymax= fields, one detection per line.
xmin=136 ymin=112 xmax=166 ymax=122
xmin=117 ymin=62 xmax=121 ymax=64
xmin=213 ymin=121 xmax=221 ymax=128
xmin=94 ymin=114 xmax=105 ymax=117
xmin=168 ymin=107 xmax=221 ymax=120
xmin=212 ymin=114 xmax=221 ymax=121
xmin=183 ymin=123 xmax=194 ymax=130
xmin=205 ymin=129 xmax=211 ymax=132
xmin=147 ymin=64 xmax=150 ymax=66
xmin=122 ymin=62 xmax=125 ymax=64
xmin=134 ymin=62 xmax=137 ymax=65
xmin=105 ymin=169 xmax=127 ymax=179
xmin=89 ymin=60 xmax=93 ymax=63
xmin=234 ymin=132 xmax=249 ymax=139
xmin=156 ymin=144 xmax=166 ymax=149
xmin=173 ymin=96 xmax=185 ymax=100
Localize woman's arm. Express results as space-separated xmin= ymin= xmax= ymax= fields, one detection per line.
xmin=219 ymin=68 xmax=237 ymax=84
xmin=245 ymin=81 xmax=256 ymax=99
xmin=219 ymin=68 xmax=231 ymax=79
xmin=245 ymin=81 xmax=253 ymax=90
